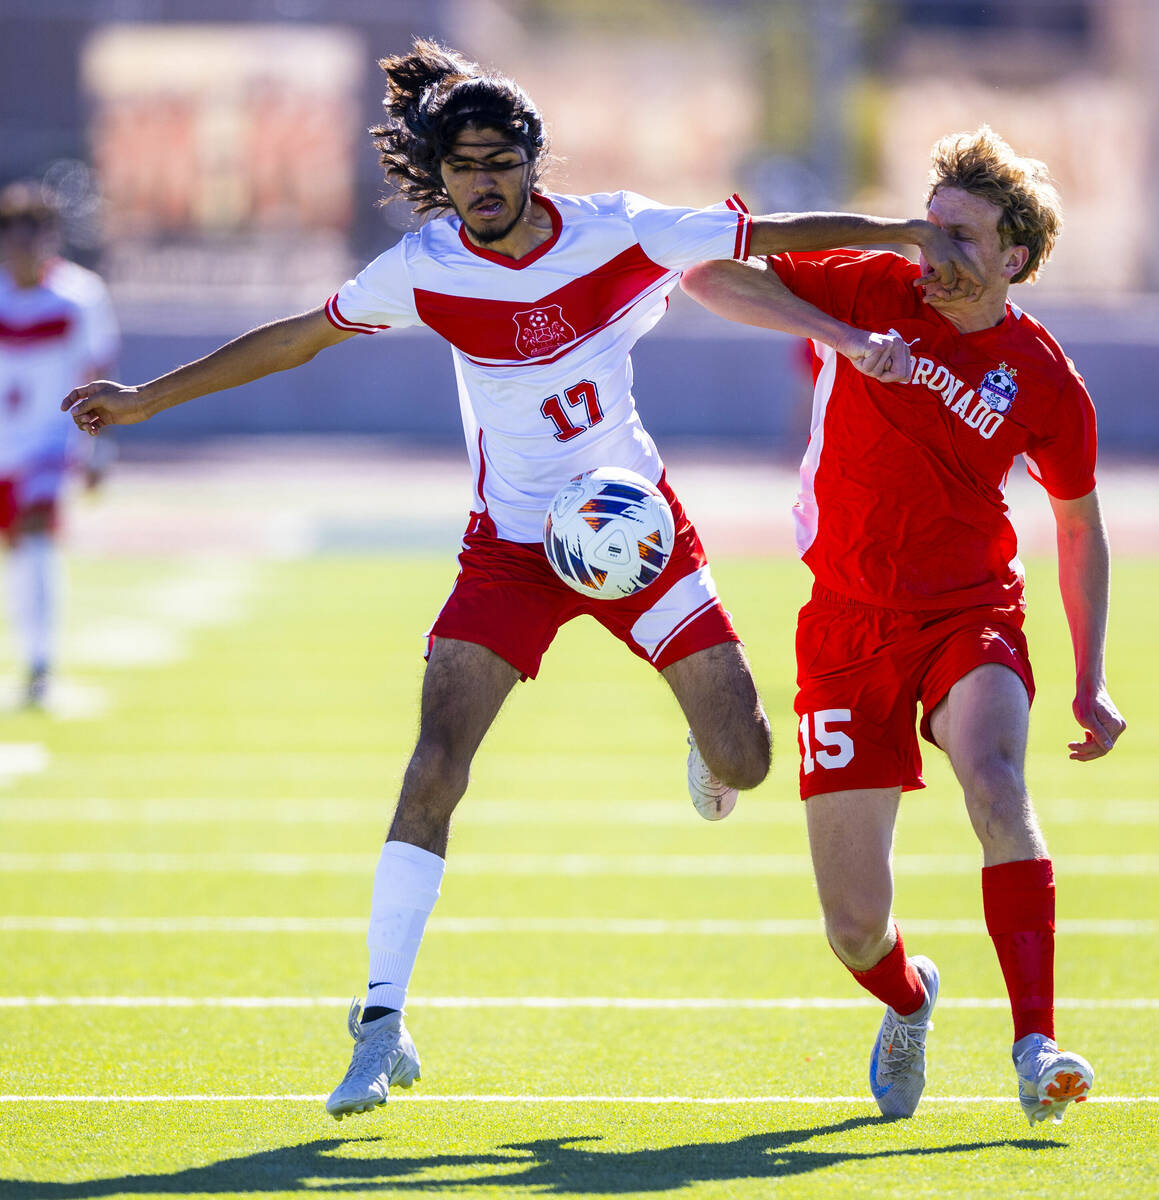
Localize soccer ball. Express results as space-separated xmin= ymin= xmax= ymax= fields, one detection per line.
xmin=543 ymin=467 xmax=676 ymax=600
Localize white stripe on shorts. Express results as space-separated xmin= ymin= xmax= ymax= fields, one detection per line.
xmin=631 ymin=565 xmax=721 ymax=663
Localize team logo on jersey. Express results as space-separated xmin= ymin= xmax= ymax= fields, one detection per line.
xmin=513 ymin=305 xmax=577 ymax=358
xmin=979 ymin=362 xmax=1018 ymax=413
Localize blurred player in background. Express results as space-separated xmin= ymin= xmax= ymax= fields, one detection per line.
xmin=1 ymin=181 xmax=118 ymax=707
xmin=63 ymin=39 xmax=978 ymax=1119
xmin=682 ymin=126 xmax=1126 ymax=1126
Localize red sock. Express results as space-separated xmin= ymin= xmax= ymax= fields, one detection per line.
xmin=846 ymin=922 xmax=926 ymax=1016
xmin=982 ymin=857 xmax=1055 ymax=1042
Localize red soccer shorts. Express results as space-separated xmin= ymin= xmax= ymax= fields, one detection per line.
xmin=794 ymin=585 xmax=1035 ymax=799
xmin=0 ymin=478 xmax=59 ymax=543
xmin=428 ymin=473 xmax=740 ymax=679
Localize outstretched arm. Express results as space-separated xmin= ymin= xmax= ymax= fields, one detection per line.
xmin=1049 ymin=486 xmax=1126 ymax=760
xmin=747 ymin=211 xmax=980 ymax=298
xmin=63 ymin=305 xmax=356 ymax=435
xmin=680 ymin=257 xmax=913 ymax=384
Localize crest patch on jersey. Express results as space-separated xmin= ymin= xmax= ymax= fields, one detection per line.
xmin=979 ymin=362 xmax=1018 ymax=413
xmin=513 ymin=304 xmax=576 ymax=359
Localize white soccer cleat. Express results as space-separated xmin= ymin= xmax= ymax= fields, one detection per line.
xmin=1013 ymin=1033 xmax=1094 ymax=1126
xmin=869 ymin=955 xmax=939 ymax=1118
xmin=325 ymin=998 xmax=421 ymax=1120
xmin=686 ymin=731 xmax=736 ymax=820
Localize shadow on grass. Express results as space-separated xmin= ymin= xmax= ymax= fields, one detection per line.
xmin=0 ymin=1117 xmax=1060 ymax=1196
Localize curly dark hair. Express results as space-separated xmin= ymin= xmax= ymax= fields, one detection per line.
xmin=371 ymin=38 xmax=550 ymax=215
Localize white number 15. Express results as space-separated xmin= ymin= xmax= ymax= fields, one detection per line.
xmin=799 ymin=708 xmax=855 ymax=774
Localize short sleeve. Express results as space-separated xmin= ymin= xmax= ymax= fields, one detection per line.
xmin=1024 ymin=363 xmax=1098 ymax=499
xmin=769 ymin=249 xmax=919 ymax=326
xmin=326 ymin=237 xmax=424 ymax=334
xmin=622 ymin=191 xmax=752 ymax=271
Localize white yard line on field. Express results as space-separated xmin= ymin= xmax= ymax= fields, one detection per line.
xmin=2 ymin=995 xmax=1158 ymax=1010
xmin=65 ymin=561 xmax=258 ymax=671
xmin=0 ymin=851 xmax=1156 ymax=875
xmin=0 ymin=743 xmax=48 ymax=786
xmin=0 ymin=1092 xmax=1155 ymax=1105
xmin=0 ymin=800 xmax=812 ymax=825
xmin=2 ymin=796 xmax=1155 ymax=825
xmin=1 ymin=916 xmax=1154 ymax=935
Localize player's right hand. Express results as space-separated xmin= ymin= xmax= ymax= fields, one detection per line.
xmin=62 ymin=381 xmax=151 ymax=435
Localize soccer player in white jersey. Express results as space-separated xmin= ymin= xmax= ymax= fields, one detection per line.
xmin=1 ymin=182 xmax=119 ymax=707
xmin=64 ymin=38 xmax=979 ymax=1118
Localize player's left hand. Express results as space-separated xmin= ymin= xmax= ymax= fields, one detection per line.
xmin=1069 ymin=684 xmax=1126 ymax=760
xmin=915 ymin=225 xmax=984 ymax=301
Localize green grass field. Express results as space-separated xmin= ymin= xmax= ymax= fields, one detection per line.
xmin=0 ymin=545 xmax=1155 ymax=1199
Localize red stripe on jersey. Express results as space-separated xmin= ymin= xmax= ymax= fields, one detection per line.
xmin=413 ymin=243 xmax=670 ymax=364
xmin=325 ymin=293 xmax=390 ymax=334
xmin=0 ymin=316 xmax=72 ymax=345
xmin=725 ymin=195 xmax=751 ymax=260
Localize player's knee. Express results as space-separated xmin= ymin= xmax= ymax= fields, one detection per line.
xmin=716 ymin=713 xmax=771 ymax=791
xmin=962 ymin=752 xmax=1027 ymax=821
xmin=740 ymin=715 xmax=773 ymax=788
xmin=825 ymin=909 xmax=893 ymax=970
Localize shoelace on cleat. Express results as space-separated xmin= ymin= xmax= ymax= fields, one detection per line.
xmin=338 ymin=1024 xmax=399 ymax=1087
xmin=878 ymin=1016 xmax=928 ymax=1080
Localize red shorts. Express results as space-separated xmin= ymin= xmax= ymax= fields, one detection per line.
xmin=0 ymin=479 xmax=58 ymax=542
xmin=794 ymin=585 xmax=1035 ymax=799
xmin=428 ymin=474 xmax=740 ymax=679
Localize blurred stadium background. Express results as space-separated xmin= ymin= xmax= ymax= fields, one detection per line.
xmin=3 ymin=0 xmax=1159 ymax=454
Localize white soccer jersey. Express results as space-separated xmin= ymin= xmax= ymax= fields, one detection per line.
xmin=0 ymin=259 xmax=120 ymax=478
xmin=327 ymin=190 xmax=752 ymax=542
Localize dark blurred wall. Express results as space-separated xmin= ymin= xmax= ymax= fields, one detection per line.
xmin=110 ymin=300 xmax=1159 ymax=454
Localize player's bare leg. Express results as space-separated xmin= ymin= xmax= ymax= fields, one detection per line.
xmin=8 ymin=505 xmax=59 ymax=707
xmin=929 ymin=662 xmax=1090 ymax=1124
xmin=807 ymin=786 xmax=938 ymax=1117
xmin=806 ymin=787 xmax=900 ymax=971
xmin=928 ymin=662 xmax=1043 ymax=865
xmin=389 ymin=636 xmax=521 ymax=856
xmin=327 ymin=637 xmax=520 ymax=1120
xmin=662 ymin=641 xmax=770 ymax=818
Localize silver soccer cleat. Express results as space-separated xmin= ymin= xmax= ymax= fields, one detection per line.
xmin=1013 ymin=1033 xmax=1094 ymax=1126
xmin=869 ymin=955 xmax=939 ymax=1118
xmin=325 ymin=998 xmax=421 ymax=1120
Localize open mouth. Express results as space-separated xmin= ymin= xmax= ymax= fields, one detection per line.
xmin=471 ymin=197 xmax=505 ymax=217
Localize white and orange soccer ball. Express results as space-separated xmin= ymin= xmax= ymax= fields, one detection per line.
xmin=543 ymin=467 xmax=676 ymax=600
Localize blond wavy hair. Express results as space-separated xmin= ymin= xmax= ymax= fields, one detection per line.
xmin=927 ymin=125 xmax=1062 ymax=284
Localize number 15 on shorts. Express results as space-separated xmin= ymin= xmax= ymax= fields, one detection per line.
xmin=799 ymin=709 xmax=854 ymax=774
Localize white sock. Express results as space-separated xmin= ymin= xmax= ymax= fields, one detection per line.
xmin=365 ymin=840 xmax=445 ymax=1013
xmin=8 ymin=534 xmax=58 ymax=674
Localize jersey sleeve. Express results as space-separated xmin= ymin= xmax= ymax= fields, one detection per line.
xmin=768 ymin=249 xmax=918 ymax=326
xmin=621 ymin=191 xmax=752 ymax=270
xmin=77 ymin=274 xmax=119 ymax=372
xmin=325 ymin=237 xmax=423 ymax=334
xmin=1023 ymin=362 xmax=1098 ymax=499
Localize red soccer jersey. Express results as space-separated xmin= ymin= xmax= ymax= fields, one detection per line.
xmin=770 ymin=249 xmax=1098 ymax=609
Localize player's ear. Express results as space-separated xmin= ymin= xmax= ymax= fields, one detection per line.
xmin=1003 ymin=244 xmax=1030 ymax=281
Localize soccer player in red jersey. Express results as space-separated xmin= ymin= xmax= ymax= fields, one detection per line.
xmin=682 ymin=126 xmax=1126 ymax=1125
xmin=63 ymin=40 xmax=981 ymax=1119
